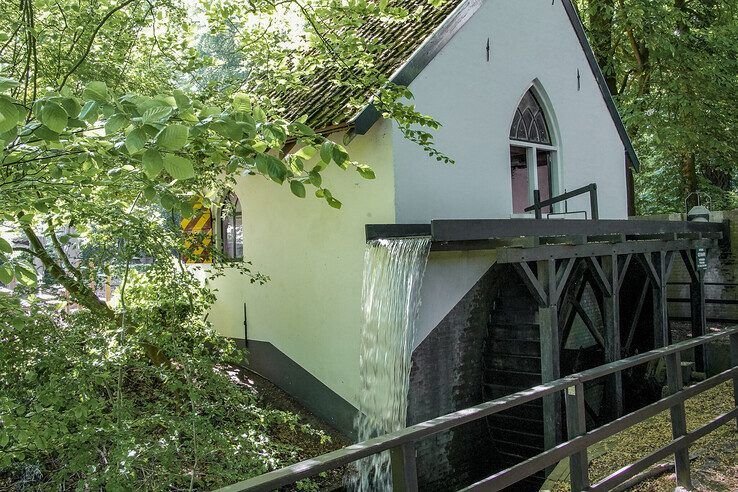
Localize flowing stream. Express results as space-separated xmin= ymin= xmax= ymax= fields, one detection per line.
xmin=352 ymin=236 xmax=432 ymax=491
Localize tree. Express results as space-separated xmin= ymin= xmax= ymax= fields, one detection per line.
xmin=576 ymin=0 xmax=738 ymax=213
xmin=0 ymin=1 xmax=450 ymax=488
xmin=0 ymin=0 xmax=447 ymax=317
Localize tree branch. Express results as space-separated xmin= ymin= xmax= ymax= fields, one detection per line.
xmin=22 ymin=221 xmax=112 ymax=318
xmin=46 ymin=219 xmax=83 ymax=280
xmin=58 ymin=0 xmax=138 ymax=89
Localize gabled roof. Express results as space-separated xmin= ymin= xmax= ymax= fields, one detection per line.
xmin=277 ymin=0 xmax=463 ymax=131
xmin=280 ymin=0 xmax=639 ymax=169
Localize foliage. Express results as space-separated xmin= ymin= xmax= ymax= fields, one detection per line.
xmin=0 ymin=279 xmax=327 ymax=490
xmin=0 ymin=0 xmax=454 ymax=488
xmin=576 ymin=0 xmax=738 ymax=214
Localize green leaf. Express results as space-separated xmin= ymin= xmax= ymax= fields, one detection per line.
xmin=308 ymin=170 xmax=322 ymax=187
xmin=0 ymin=77 xmax=19 ymax=93
xmin=78 ymin=101 xmax=98 ymax=121
xmin=104 ymin=113 xmax=128 ymax=135
xmin=156 ymin=124 xmax=189 ymax=150
xmin=142 ymin=149 xmax=163 ymax=179
xmin=142 ymin=106 xmax=172 ymax=125
xmin=0 ymin=265 xmax=13 ymax=285
xmin=32 ymin=199 xmax=49 ymax=213
xmin=162 ymin=154 xmax=195 ymax=180
xmin=332 ymin=144 xmax=349 ymax=168
xmin=0 ymin=99 xmax=20 ymax=133
xmin=160 ymin=194 xmax=176 ymax=211
xmin=326 ymin=196 xmax=342 ymax=209
xmin=34 ymin=125 xmax=60 ymax=142
xmin=125 ymin=128 xmax=147 ymax=154
xmin=0 ymin=237 xmax=11 ymax=254
xmin=143 ymin=185 xmax=157 ymax=200
xmin=60 ymin=98 xmax=80 ymax=118
xmin=264 ymin=155 xmax=287 ymax=184
xmin=14 ymin=263 xmax=36 ymax=286
xmin=294 ymin=146 xmax=317 ymax=161
xmin=357 ymin=165 xmax=376 ymax=179
xmin=290 ymin=180 xmax=306 ymax=198
xmin=83 ymin=81 xmax=108 ymax=102
xmin=211 ymin=119 xmax=243 ymax=141
xmin=253 ymin=106 xmax=266 ymax=123
xmin=320 ymin=140 xmax=334 ymax=164
xmin=173 ymin=90 xmax=191 ymax=109
xmin=232 ymin=93 xmax=252 ymax=112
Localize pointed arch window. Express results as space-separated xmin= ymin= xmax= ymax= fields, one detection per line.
xmin=219 ymin=192 xmax=243 ymax=260
xmin=510 ymin=90 xmax=551 ymax=145
xmin=509 ymin=88 xmax=557 ymax=215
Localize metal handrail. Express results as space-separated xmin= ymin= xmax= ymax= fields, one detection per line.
xmin=525 ymin=183 xmax=599 ymax=219
xmin=217 ymin=327 xmax=738 ymax=492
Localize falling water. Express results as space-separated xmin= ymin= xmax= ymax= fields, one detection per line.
xmin=351 ymin=236 xmax=432 ymax=491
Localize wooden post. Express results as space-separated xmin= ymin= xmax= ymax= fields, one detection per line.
xmin=730 ymin=333 xmax=738 ymax=430
xmin=666 ymin=351 xmax=692 ymax=489
xmin=390 ymin=442 xmax=418 ymax=492
xmin=602 ymin=255 xmax=623 ymax=418
xmin=690 ymin=268 xmax=708 ymax=373
xmin=651 ymin=252 xmax=669 ymax=348
xmin=538 ymin=260 xmax=561 ymax=451
xmin=565 ymin=382 xmax=589 ymax=491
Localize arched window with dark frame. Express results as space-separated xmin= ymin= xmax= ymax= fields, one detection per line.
xmin=220 ymin=192 xmax=243 ymax=260
xmin=509 ymin=88 xmax=557 ymax=215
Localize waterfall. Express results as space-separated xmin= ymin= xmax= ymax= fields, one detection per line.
xmin=352 ymin=236 xmax=432 ymax=491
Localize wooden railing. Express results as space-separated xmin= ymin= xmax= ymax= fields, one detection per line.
xmin=525 ymin=183 xmax=599 ymax=220
xmin=216 ymin=327 xmax=738 ymax=492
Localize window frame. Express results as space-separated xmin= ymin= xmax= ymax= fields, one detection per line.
xmin=216 ymin=192 xmax=243 ymax=262
xmin=509 ymin=87 xmax=560 ymax=217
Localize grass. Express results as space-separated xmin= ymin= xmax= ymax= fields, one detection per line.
xmin=546 ymin=381 xmax=737 ymax=491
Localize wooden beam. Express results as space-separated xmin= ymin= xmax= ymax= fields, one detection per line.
xmin=617 ymin=253 xmax=633 ymax=287
xmin=537 ymin=259 xmax=561 ymax=452
xmin=430 ymin=219 xmax=724 ymax=243
xmin=603 ymin=255 xmax=623 ymax=418
xmin=666 ymin=352 xmax=693 ymax=489
xmin=514 ymin=262 xmax=548 ymax=307
xmin=638 ymin=253 xmax=661 ymax=288
xmin=664 ymin=251 xmax=676 ymax=282
xmin=680 ymin=250 xmax=699 ymax=284
xmin=586 ymin=257 xmax=612 ymax=297
xmin=690 ymin=266 xmax=708 ymax=373
xmin=624 ymin=278 xmax=651 ymax=355
xmin=554 ymin=258 xmax=577 ymax=306
xmin=652 ymin=252 xmax=670 ymax=348
xmin=494 ymin=238 xmax=715 ymax=264
xmin=539 ymin=304 xmax=561 ymax=451
xmin=572 ymin=300 xmax=606 ymax=349
xmin=390 ymin=442 xmax=419 ymax=492
xmin=565 ymin=382 xmax=589 ymax=492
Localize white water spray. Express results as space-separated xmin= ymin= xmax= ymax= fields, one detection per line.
xmin=352 ymin=236 xmax=432 ymax=491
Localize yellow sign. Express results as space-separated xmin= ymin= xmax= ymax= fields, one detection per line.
xmin=181 ymin=202 xmax=213 ymax=264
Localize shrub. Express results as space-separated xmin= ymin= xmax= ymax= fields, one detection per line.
xmin=0 ymin=286 xmax=325 ymax=490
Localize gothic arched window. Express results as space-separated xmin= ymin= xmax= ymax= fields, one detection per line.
xmin=220 ymin=192 xmax=243 ymax=260
xmin=509 ymin=88 xmax=557 ymax=215
xmin=510 ymin=90 xmax=551 ymax=145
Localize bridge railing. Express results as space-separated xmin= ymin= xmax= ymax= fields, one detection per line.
xmin=216 ymin=327 xmax=738 ymax=492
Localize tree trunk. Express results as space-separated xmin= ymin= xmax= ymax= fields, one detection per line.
xmin=682 ymin=153 xmax=698 ymax=208
xmin=22 ymin=223 xmax=168 ymax=365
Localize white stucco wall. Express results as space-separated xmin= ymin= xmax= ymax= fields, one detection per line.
xmin=204 ymin=120 xmax=395 ymax=407
xmin=392 ymin=0 xmax=628 ymax=223
xmin=414 ymin=250 xmax=498 ymax=349
xmin=204 ymin=0 xmax=634 ymax=412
